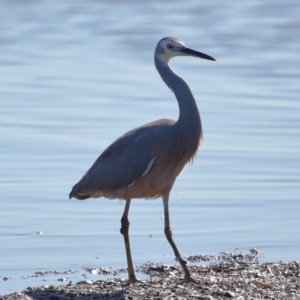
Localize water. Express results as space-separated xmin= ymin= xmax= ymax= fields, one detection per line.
xmin=1 ymin=0 xmax=300 ymax=295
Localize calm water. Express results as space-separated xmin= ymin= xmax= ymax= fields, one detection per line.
xmin=1 ymin=0 xmax=300 ymax=295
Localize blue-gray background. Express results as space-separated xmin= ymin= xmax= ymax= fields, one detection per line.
xmin=1 ymin=0 xmax=299 ymax=295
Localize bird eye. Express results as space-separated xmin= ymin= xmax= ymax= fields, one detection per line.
xmin=167 ymin=44 xmax=174 ymax=50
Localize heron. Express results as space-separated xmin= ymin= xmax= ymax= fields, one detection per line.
xmin=69 ymin=37 xmax=215 ymax=283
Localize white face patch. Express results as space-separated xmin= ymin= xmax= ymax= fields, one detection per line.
xmin=155 ymin=37 xmax=186 ymax=64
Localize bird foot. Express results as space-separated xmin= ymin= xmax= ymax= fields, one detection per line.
xmin=182 ymin=275 xmax=201 ymax=286
xmin=124 ymin=276 xmax=148 ymax=286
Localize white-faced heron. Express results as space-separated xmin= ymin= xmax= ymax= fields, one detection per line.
xmin=69 ymin=37 xmax=216 ymax=283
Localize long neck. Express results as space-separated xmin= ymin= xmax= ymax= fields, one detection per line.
xmin=155 ymin=56 xmax=202 ymax=147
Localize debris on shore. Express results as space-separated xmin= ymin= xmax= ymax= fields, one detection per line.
xmin=2 ymin=260 xmax=299 ymax=300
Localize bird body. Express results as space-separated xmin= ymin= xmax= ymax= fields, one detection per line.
xmin=69 ymin=37 xmax=215 ymax=283
xmin=70 ymin=116 xmax=200 ymax=200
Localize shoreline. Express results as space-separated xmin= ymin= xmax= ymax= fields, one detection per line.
xmin=2 ymin=260 xmax=299 ymax=299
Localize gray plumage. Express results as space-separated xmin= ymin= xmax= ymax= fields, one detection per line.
xmin=69 ymin=37 xmax=215 ymax=283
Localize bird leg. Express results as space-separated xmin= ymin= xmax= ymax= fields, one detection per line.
xmin=120 ymin=199 xmax=140 ymax=284
xmin=162 ymin=192 xmax=197 ymax=283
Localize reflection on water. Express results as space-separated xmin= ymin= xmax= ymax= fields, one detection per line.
xmin=0 ymin=0 xmax=299 ymax=295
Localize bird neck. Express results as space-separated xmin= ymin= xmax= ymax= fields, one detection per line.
xmin=155 ymin=56 xmax=202 ymax=142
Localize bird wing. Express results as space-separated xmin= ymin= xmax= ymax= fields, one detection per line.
xmin=70 ymin=119 xmax=175 ymax=197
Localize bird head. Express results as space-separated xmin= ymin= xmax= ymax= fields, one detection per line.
xmin=155 ymin=36 xmax=215 ymax=64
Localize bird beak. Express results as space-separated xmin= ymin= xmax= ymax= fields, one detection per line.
xmin=181 ymin=47 xmax=216 ymax=61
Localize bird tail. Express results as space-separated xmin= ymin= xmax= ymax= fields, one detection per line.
xmin=69 ymin=183 xmax=91 ymax=200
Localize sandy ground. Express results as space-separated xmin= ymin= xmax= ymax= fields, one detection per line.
xmin=1 ymin=257 xmax=300 ymax=300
